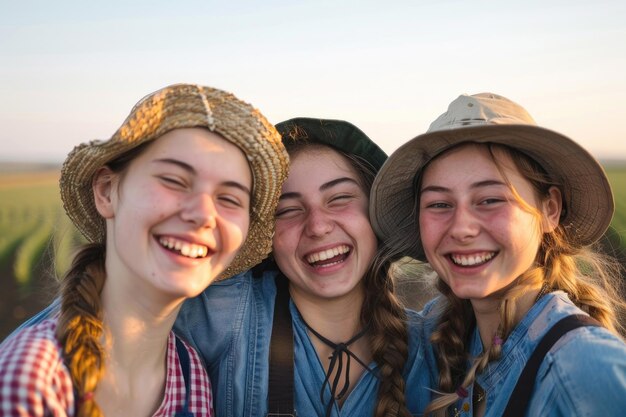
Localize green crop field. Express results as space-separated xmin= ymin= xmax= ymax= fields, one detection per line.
xmin=0 ymin=166 xmax=625 ymax=339
xmin=0 ymin=171 xmax=84 ymax=339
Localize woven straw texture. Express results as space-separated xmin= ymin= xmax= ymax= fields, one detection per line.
xmin=60 ymin=83 xmax=289 ymax=280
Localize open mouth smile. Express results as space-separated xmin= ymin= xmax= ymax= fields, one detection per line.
xmin=305 ymin=245 xmax=351 ymax=268
xmin=158 ymin=236 xmax=210 ymax=259
xmin=449 ymin=251 xmax=496 ymax=267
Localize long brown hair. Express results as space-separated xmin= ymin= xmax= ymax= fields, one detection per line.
xmin=422 ymin=143 xmax=625 ymax=416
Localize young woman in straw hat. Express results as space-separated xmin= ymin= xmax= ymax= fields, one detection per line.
xmin=0 ymin=84 xmax=288 ymax=417
xmin=173 ymin=118 xmax=434 ymax=417
xmin=370 ymin=93 xmax=626 ymax=416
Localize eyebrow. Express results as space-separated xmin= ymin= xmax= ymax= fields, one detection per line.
xmin=421 ymin=179 xmax=506 ymax=194
xmin=154 ymin=158 xmax=196 ymax=174
xmin=154 ymin=158 xmax=251 ymax=195
xmin=279 ymin=177 xmax=359 ymax=201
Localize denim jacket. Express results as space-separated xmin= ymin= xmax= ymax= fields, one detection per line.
xmin=6 ymin=268 xmax=435 ymax=416
xmin=175 ymin=268 xmax=435 ymax=417
xmin=421 ymin=291 xmax=626 ymax=417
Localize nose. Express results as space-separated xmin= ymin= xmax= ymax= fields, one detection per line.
xmin=304 ymin=207 xmax=333 ymax=238
xmin=448 ymin=205 xmax=479 ymax=242
xmin=181 ymin=193 xmax=217 ymax=229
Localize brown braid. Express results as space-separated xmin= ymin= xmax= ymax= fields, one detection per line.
xmin=56 ymin=243 xmax=107 ymax=417
xmin=363 ymin=247 xmax=411 ymax=417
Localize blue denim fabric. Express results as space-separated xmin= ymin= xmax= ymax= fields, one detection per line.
xmin=4 ymin=269 xmax=435 ymax=416
xmin=421 ymin=292 xmax=626 ymax=417
xmin=175 ymin=268 xmax=434 ymax=417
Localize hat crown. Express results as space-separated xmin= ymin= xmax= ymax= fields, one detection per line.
xmin=428 ymin=93 xmax=537 ymax=133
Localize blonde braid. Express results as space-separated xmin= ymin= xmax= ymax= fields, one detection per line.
xmin=541 ymin=230 xmax=626 ymax=336
xmin=56 ymin=243 xmax=107 ymax=417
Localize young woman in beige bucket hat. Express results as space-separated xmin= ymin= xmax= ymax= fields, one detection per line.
xmin=370 ymin=93 xmax=626 ymax=416
xmin=0 ymin=84 xmax=288 ymax=416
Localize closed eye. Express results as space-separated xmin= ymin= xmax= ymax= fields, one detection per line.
xmin=329 ymin=194 xmax=354 ymax=205
xmin=275 ymin=206 xmax=302 ymax=218
xmin=218 ymin=194 xmax=246 ymax=208
xmin=158 ymin=175 xmax=187 ymax=189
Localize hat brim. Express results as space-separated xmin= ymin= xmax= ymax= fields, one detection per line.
xmin=60 ymin=84 xmax=288 ymax=281
xmin=370 ymin=124 xmax=614 ymax=261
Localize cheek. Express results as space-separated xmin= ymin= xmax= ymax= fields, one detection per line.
xmin=418 ymin=215 xmax=437 ymax=249
xmin=219 ymin=213 xmax=251 ymax=253
xmin=499 ymin=211 xmax=542 ymax=249
xmin=271 ymin=231 xmax=291 ymax=265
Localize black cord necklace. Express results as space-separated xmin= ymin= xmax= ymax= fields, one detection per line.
xmin=300 ymin=315 xmax=376 ymax=417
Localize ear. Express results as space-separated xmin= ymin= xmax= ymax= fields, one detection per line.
xmin=93 ymin=166 xmax=118 ymax=219
xmin=541 ymin=186 xmax=562 ymax=233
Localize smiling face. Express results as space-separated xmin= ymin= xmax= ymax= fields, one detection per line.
xmin=272 ymin=147 xmax=378 ymax=304
xmin=94 ymin=127 xmax=252 ymax=301
xmin=418 ymin=144 xmax=560 ymax=303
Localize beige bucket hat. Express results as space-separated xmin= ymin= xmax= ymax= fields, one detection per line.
xmin=370 ymin=92 xmax=614 ymax=261
xmin=60 ymin=83 xmax=289 ymax=279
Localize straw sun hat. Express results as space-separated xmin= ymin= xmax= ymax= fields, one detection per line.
xmin=60 ymin=83 xmax=289 ymax=279
xmin=370 ymin=92 xmax=614 ymax=261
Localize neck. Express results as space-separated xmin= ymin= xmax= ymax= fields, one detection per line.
xmin=289 ymin=283 xmax=365 ymax=342
xmin=94 ymin=278 xmax=184 ymax=416
xmin=289 ymin=282 xmax=372 ymax=407
xmin=100 ymin=279 xmax=182 ymax=368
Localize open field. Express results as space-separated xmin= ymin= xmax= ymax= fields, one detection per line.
xmin=1 ymin=164 xmax=625 ymax=339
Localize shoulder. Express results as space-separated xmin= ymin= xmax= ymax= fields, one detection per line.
xmin=0 ymin=319 xmax=64 ymax=375
xmin=547 ymin=323 xmax=626 ymax=373
xmin=0 ymin=319 xmax=73 ymax=414
xmin=538 ymin=323 xmax=626 ymax=412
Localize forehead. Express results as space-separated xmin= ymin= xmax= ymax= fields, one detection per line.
xmin=284 ymin=147 xmax=359 ymax=190
xmin=136 ymin=127 xmax=252 ymax=180
xmin=422 ymin=143 xmax=521 ymax=186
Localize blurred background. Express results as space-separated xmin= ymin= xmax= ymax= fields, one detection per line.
xmin=1 ymin=0 xmax=625 ymax=339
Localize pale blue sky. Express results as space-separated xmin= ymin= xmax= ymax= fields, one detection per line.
xmin=1 ymin=0 xmax=625 ymax=162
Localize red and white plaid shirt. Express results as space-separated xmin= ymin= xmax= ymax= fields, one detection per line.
xmin=0 ymin=319 xmax=214 ymax=416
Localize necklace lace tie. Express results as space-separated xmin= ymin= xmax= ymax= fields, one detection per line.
xmin=301 ymin=317 xmax=375 ymax=417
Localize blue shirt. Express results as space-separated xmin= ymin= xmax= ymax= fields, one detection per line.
xmin=175 ymin=268 xmax=435 ymax=417
xmin=421 ymin=291 xmax=626 ymax=417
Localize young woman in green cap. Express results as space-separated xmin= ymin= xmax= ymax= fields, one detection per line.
xmin=174 ymin=118 xmax=434 ymax=417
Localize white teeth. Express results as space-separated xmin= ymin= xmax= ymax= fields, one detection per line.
xmin=306 ymin=245 xmax=350 ymax=264
xmin=159 ymin=237 xmax=209 ymax=259
xmin=451 ymin=252 xmax=495 ymax=266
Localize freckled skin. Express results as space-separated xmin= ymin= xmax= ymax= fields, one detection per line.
xmin=98 ymin=128 xmax=252 ymax=304
xmin=272 ymin=148 xmax=378 ymax=304
xmin=418 ymin=144 xmax=550 ymax=303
